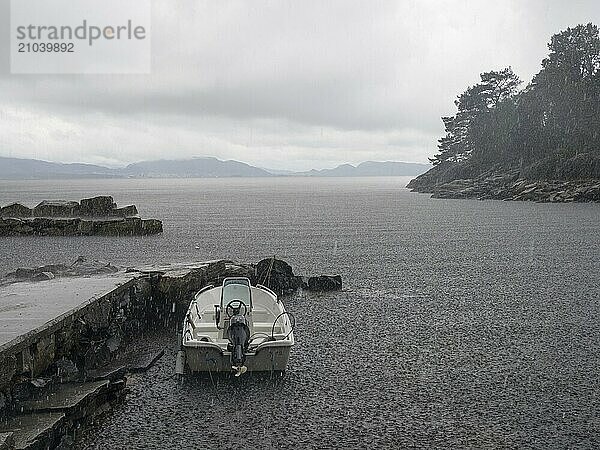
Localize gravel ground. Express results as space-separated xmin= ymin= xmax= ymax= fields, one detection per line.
xmin=1 ymin=178 xmax=599 ymax=448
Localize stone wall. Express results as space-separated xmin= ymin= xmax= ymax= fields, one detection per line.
xmin=0 ymin=276 xmax=156 ymax=416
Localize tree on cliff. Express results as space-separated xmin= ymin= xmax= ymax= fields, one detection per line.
xmin=430 ymin=67 xmax=521 ymax=165
xmin=519 ymin=23 xmax=600 ymax=161
xmin=428 ymin=23 xmax=600 ymax=180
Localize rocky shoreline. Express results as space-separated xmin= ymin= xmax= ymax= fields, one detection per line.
xmin=2 ymin=256 xmax=343 ymax=296
xmin=0 ymin=196 xmax=163 ymax=236
xmin=407 ymin=171 xmax=600 ymax=203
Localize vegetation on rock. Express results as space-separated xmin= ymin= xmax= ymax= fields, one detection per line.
xmin=409 ymin=23 xmax=600 ymax=198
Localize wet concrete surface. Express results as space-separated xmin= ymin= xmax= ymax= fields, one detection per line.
xmin=0 ymin=275 xmax=133 ymax=349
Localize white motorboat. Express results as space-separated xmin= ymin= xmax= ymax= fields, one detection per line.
xmin=176 ymin=277 xmax=295 ymax=376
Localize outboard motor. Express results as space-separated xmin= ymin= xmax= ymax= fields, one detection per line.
xmin=227 ymin=314 xmax=250 ymax=375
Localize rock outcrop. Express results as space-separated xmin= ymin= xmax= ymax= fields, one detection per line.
xmin=0 ymin=196 xmax=161 ymax=236
xmin=307 ymin=275 xmax=343 ymax=291
xmin=256 ymin=258 xmax=305 ymax=295
xmin=0 ymin=203 xmax=32 ymax=218
xmin=0 ymin=217 xmax=163 ymax=236
xmin=33 ymin=200 xmax=79 ymax=217
xmin=5 ymin=256 xmax=119 ymax=282
xmin=79 ymin=196 xmax=117 ymax=217
xmin=114 ymin=205 xmax=138 ymax=217
xmin=3 ymin=257 xmax=343 ymax=300
xmin=408 ymin=168 xmax=600 ymax=203
xmin=135 ymin=258 xmax=309 ymax=315
xmin=254 ymin=258 xmax=343 ymax=294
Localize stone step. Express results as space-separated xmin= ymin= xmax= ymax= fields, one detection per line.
xmin=84 ymin=365 xmax=127 ymax=382
xmin=20 ymin=380 xmax=109 ymax=413
xmin=0 ymin=432 xmax=14 ymax=450
xmin=0 ymin=380 xmax=126 ymax=449
xmin=0 ymin=412 xmax=65 ymax=450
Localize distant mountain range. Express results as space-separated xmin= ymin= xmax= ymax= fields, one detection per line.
xmin=0 ymin=156 xmax=430 ymax=179
xmin=124 ymin=158 xmax=271 ymax=178
xmin=301 ymin=161 xmax=430 ymax=177
xmin=0 ymin=157 xmax=120 ymax=179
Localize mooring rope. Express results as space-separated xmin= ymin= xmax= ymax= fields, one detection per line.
xmin=260 ymin=255 xmax=276 ymax=286
xmin=206 ymin=355 xmax=221 ymax=401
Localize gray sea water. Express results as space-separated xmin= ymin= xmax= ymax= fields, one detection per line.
xmin=1 ymin=177 xmax=599 ymax=448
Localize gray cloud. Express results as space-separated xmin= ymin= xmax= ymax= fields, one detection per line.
xmin=0 ymin=0 xmax=599 ymax=169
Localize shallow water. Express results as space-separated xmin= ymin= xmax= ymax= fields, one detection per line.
xmin=1 ymin=177 xmax=599 ymax=448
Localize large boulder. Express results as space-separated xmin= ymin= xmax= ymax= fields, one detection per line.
xmin=7 ymin=264 xmax=69 ymax=279
xmin=87 ymin=217 xmax=162 ymax=236
xmin=113 ymin=205 xmax=138 ymax=217
xmin=77 ymin=219 xmax=95 ymax=235
xmin=79 ymin=196 xmax=116 ymax=217
xmin=223 ymin=263 xmax=255 ymax=279
xmin=141 ymin=219 xmax=163 ymax=235
xmin=5 ymin=257 xmax=118 ymax=282
xmin=31 ymin=271 xmax=55 ymax=281
xmin=68 ymin=256 xmax=119 ymax=276
xmin=30 ymin=217 xmax=80 ymax=236
xmin=0 ymin=218 xmax=33 ymax=236
xmin=33 ymin=200 xmax=79 ymax=217
xmin=93 ymin=218 xmax=142 ymax=236
xmin=307 ymin=275 xmax=343 ymax=292
xmin=0 ymin=202 xmax=32 ymax=218
xmin=256 ymin=257 xmax=304 ymax=295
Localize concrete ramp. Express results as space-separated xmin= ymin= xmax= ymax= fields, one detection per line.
xmin=0 ymin=275 xmax=134 ymax=350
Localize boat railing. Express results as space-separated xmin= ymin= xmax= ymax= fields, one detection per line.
xmin=256 ymin=284 xmax=278 ymax=301
xmin=195 ymin=284 xmax=214 ymax=298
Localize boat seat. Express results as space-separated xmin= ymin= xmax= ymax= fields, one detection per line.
xmin=192 ymin=323 xmax=220 ymax=341
xmin=252 ymin=322 xmax=283 ymax=334
xmin=190 ymin=321 xmax=284 ymax=339
xmin=251 ymin=310 xmax=274 ymax=321
xmin=194 ymin=323 xmax=218 ymax=332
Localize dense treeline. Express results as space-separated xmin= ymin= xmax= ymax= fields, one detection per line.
xmin=430 ymin=23 xmax=600 ymax=181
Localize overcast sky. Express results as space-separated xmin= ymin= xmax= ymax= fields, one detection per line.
xmin=0 ymin=0 xmax=599 ymax=170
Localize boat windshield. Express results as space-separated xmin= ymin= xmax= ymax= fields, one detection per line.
xmin=222 ymin=279 xmax=252 ymax=308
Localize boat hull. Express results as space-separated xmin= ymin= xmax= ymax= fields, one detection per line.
xmin=184 ymin=344 xmax=292 ymax=373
